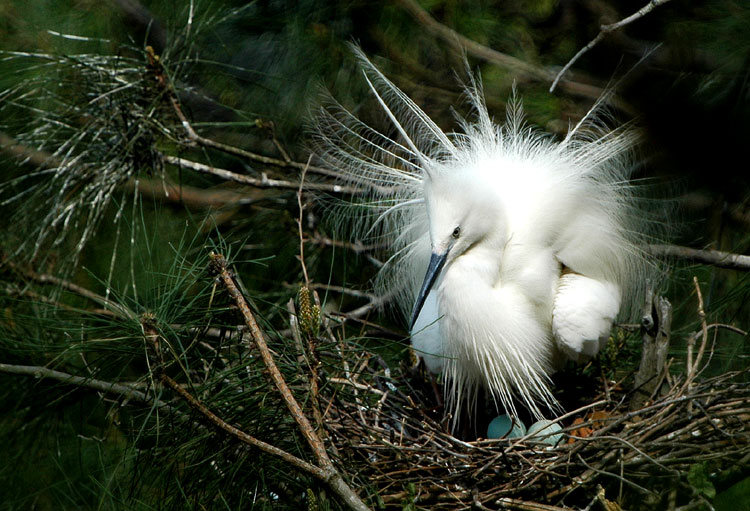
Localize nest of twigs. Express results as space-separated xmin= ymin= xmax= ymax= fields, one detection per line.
xmin=319 ymin=314 xmax=750 ymax=510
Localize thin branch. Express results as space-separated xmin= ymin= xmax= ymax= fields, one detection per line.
xmin=160 ymin=373 xmax=326 ymax=480
xmin=3 ymin=259 xmax=134 ymax=319
xmin=131 ymin=178 xmax=260 ymax=208
xmin=492 ymin=497 xmax=574 ymax=511
xmin=0 ymin=131 xmax=58 ymax=168
xmin=394 ymin=0 xmax=605 ymax=100
xmin=297 ymin=157 xmax=311 ymax=287
xmin=158 ymin=65 xmax=339 ymax=179
xmin=684 ymin=277 xmax=709 ymax=406
xmin=648 ymin=244 xmax=750 ymax=271
xmin=309 ymin=233 xmax=386 ymax=254
xmin=550 ymin=0 xmax=676 ymax=92
xmin=0 ymin=363 xmax=166 ymax=408
xmin=163 ymin=155 xmax=361 ymax=194
xmin=208 ymin=252 xmax=371 ymax=511
xmin=341 ymin=295 xmax=388 ymax=319
xmin=307 ymin=283 xmax=379 ymax=302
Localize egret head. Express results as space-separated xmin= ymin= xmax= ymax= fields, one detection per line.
xmin=410 ymin=166 xmax=506 ymax=328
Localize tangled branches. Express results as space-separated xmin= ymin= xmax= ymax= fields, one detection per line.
xmin=322 ymin=355 xmax=749 ymax=510
xmin=317 ymin=299 xmax=750 ymax=510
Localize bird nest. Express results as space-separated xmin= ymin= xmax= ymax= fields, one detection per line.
xmin=320 ymin=341 xmax=750 ymax=510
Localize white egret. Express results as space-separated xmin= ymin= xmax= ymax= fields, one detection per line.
xmin=314 ymin=48 xmax=657 ymax=424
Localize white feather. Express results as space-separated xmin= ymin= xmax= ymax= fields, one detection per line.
xmin=312 ymin=48 xmax=661 ymax=424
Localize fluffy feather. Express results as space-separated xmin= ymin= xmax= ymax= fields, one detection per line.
xmin=312 ymin=47 xmax=660 ymax=423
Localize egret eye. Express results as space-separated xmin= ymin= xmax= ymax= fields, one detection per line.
xmin=452 ymin=226 xmax=461 ymax=239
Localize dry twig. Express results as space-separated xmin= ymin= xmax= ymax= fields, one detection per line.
xmin=160 ymin=373 xmax=326 ymax=479
xmin=208 ymin=252 xmax=370 ymax=511
xmin=550 ymin=0 xmax=675 ymax=92
xmin=0 ymin=363 xmax=164 ymax=407
xmin=394 ymin=0 xmax=605 ymax=100
xmin=163 ymin=155 xmax=360 ymax=194
xmin=316 ymin=321 xmax=750 ymax=510
xmin=648 ymin=244 xmax=750 ymax=271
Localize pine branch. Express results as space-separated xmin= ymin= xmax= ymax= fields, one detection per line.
xmin=0 ymin=363 xmax=167 ymax=409
xmin=163 ymin=155 xmax=362 ymax=194
xmin=2 ymin=259 xmax=134 ymax=319
xmin=208 ymin=252 xmax=372 ymax=511
xmin=160 ymin=373 xmax=326 ymax=479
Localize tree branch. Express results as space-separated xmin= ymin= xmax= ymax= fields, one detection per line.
xmin=0 ymin=363 xmax=166 ymax=408
xmin=160 ymin=373 xmax=327 ymax=480
xmin=2 ymin=259 xmax=134 ymax=319
xmin=132 ymin=178 xmax=261 ymax=208
xmin=0 ymin=361 xmax=328 ymax=482
xmin=550 ymin=0 xmax=675 ymax=92
xmin=208 ymin=252 xmax=371 ymax=511
xmin=648 ymin=244 xmax=750 ymax=271
xmin=163 ymin=155 xmax=361 ymax=194
xmin=394 ymin=0 xmax=605 ymax=100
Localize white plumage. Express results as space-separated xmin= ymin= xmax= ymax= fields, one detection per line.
xmin=314 ymin=48 xmax=655 ymax=423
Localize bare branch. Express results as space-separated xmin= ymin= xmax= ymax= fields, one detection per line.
xmin=550 ymin=0 xmax=675 ymax=92
xmin=163 ymin=155 xmax=361 ymax=194
xmin=152 ymin=56 xmax=339 ymax=179
xmin=394 ymin=0 xmax=605 ymax=100
xmin=160 ymin=373 xmax=327 ymax=480
xmin=297 ymin=158 xmax=311 ymax=287
xmin=648 ymin=244 xmax=750 ymax=271
xmin=0 ymin=363 xmax=165 ymax=408
xmin=0 ymin=131 xmax=58 ymax=168
xmin=132 ymin=178 xmax=261 ymax=208
xmin=208 ymin=252 xmax=371 ymax=511
xmin=3 ymin=259 xmax=134 ymax=319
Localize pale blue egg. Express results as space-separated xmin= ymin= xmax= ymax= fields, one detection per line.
xmin=527 ymin=419 xmax=563 ymax=446
xmin=487 ymin=414 xmax=526 ymax=439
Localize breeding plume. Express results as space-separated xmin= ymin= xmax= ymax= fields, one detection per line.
xmin=314 ymin=49 xmax=654 ymax=422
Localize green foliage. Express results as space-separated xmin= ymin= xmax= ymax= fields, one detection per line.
xmin=688 ymin=463 xmax=717 ymax=500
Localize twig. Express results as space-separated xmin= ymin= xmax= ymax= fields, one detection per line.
xmin=394 ymin=0 xmax=606 ymax=100
xmin=309 ymin=232 xmax=386 ymax=254
xmin=163 ymin=155 xmax=362 ymax=194
xmin=131 ymin=178 xmax=260 ymax=208
xmin=256 ymin=118 xmax=293 ymax=164
xmin=683 ymin=277 xmax=709 ymax=409
xmin=208 ymin=252 xmax=370 ymax=511
xmin=0 ymin=362 xmax=202 ymax=437
xmin=493 ymin=497 xmax=573 ymax=510
xmin=0 ymin=363 xmax=160 ymax=404
xmin=648 ymin=244 xmax=750 ymax=271
xmin=550 ymin=0 xmax=675 ymax=92
xmin=160 ymin=373 xmax=327 ymax=479
xmin=692 ymin=277 xmax=709 ymax=378
xmin=341 ymin=295 xmax=388 ymax=319
xmin=3 ymin=259 xmax=134 ymax=319
xmin=307 ymin=283 xmax=378 ymax=302
xmin=297 ymin=157 xmax=311 ymax=287
xmin=155 ymin=62 xmax=340 ymax=179
xmin=0 ymin=131 xmax=58 ymax=167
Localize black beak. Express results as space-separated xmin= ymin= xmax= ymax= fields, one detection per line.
xmin=410 ymin=251 xmax=448 ymax=329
